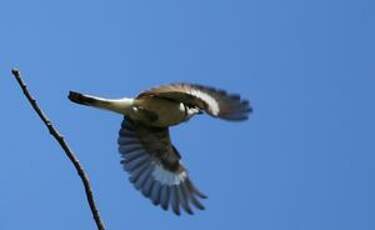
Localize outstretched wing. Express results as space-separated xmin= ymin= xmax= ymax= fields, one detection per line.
xmin=137 ymin=83 xmax=252 ymax=121
xmin=118 ymin=118 xmax=206 ymax=215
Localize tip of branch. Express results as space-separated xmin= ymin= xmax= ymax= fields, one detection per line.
xmin=11 ymin=68 xmax=20 ymax=77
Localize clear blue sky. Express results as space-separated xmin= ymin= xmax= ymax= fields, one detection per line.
xmin=1 ymin=0 xmax=374 ymax=229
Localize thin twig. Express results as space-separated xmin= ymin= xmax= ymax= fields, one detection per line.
xmin=11 ymin=68 xmax=106 ymax=230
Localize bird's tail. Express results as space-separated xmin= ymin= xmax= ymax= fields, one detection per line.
xmin=68 ymin=91 xmax=102 ymax=106
xmin=68 ymin=91 xmax=134 ymax=115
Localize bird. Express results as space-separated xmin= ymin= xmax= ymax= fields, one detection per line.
xmin=68 ymin=83 xmax=252 ymax=215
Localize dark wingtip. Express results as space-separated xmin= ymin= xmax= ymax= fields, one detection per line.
xmin=174 ymin=210 xmax=181 ymax=216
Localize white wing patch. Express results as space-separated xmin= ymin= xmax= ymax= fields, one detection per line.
xmin=190 ymin=88 xmax=220 ymax=115
xmin=152 ymin=164 xmax=187 ymax=185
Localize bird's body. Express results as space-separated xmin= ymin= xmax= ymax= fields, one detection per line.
xmin=133 ymin=96 xmax=190 ymax=127
xmin=68 ymin=83 xmax=252 ymax=215
xmin=69 ymin=93 xmax=195 ymax=127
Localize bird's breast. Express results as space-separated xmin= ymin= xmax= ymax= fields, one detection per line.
xmin=133 ymin=97 xmax=186 ymax=127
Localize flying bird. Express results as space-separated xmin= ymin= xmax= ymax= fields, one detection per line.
xmin=68 ymin=83 xmax=252 ymax=215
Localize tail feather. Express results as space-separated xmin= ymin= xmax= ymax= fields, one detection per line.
xmin=68 ymin=91 xmax=134 ymax=115
xmin=68 ymin=91 xmax=99 ymax=106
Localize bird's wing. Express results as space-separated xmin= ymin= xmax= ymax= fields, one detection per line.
xmin=118 ymin=118 xmax=206 ymax=215
xmin=137 ymin=83 xmax=252 ymax=121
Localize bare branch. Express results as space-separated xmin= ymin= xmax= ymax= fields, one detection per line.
xmin=11 ymin=68 xmax=106 ymax=230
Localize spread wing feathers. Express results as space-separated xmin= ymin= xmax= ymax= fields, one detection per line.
xmin=137 ymin=83 xmax=252 ymax=121
xmin=118 ymin=118 xmax=206 ymax=215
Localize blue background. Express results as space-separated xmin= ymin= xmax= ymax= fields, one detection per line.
xmin=1 ymin=0 xmax=374 ymax=229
